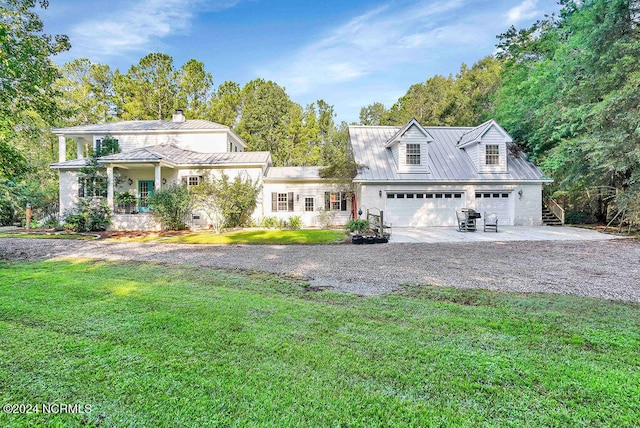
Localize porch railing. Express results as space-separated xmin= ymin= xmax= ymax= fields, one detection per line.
xmin=543 ymin=195 xmax=565 ymax=225
xmin=114 ymin=203 xmax=138 ymax=214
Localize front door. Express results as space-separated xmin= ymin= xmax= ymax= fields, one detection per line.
xmin=138 ymin=180 xmax=155 ymax=212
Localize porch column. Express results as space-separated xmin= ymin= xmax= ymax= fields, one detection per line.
xmin=154 ymin=164 xmax=162 ymax=191
xmin=77 ymin=138 xmax=85 ymax=159
xmin=57 ymin=135 xmax=66 ymax=162
xmin=106 ymin=165 xmax=114 ymax=211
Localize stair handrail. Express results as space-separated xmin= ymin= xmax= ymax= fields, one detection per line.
xmin=543 ymin=195 xmax=565 ymax=225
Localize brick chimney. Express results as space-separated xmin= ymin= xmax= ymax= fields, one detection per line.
xmin=172 ymin=109 xmax=186 ymax=123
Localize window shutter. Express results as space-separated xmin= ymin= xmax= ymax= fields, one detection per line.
xmin=181 ymin=177 xmax=188 ymax=186
xmin=271 ymin=192 xmax=277 ymax=212
xmin=288 ymin=192 xmax=294 ymax=212
xmin=340 ymin=192 xmax=347 ymax=211
xmin=324 ymin=192 xmax=330 ymax=210
xmin=78 ymin=178 xmax=85 ymax=198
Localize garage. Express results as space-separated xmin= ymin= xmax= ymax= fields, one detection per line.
xmin=385 ymin=191 xmax=464 ymax=227
xmin=474 ymin=192 xmax=513 ymax=225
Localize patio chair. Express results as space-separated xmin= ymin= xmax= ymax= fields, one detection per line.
xmin=484 ymin=212 xmax=498 ymax=232
xmin=456 ymin=210 xmax=468 ymax=232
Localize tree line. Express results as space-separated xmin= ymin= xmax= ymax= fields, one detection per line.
xmin=54 ymin=54 xmax=348 ymax=169
xmin=1 ymin=0 xmax=638 ymax=226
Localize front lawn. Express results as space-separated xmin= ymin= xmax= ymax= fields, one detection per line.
xmin=0 ymin=260 xmax=638 ymax=427
xmin=108 ymin=228 xmax=347 ymax=244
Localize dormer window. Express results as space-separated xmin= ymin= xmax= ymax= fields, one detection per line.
xmin=485 ymin=145 xmax=499 ymax=165
xmin=406 ymin=143 xmax=421 ymax=165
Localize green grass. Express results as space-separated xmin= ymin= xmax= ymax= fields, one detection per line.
xmin=111 ymin=229 xmax=347 ymax=244
xmin=0 ymin=260 xmax=639 ymax=427
xmin=0 ymin=232 xmax=96 ymax=240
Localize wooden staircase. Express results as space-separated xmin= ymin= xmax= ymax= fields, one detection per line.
xmin=542 ymin=205 xmax=563 ymax=226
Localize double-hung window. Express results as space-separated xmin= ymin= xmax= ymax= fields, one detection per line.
xmin=324 ymin=192 xmax=347 ymax=211
xmin=485 ymin=145 xmax=500 ymax=165
xmin=181 ymin=175 xmax=202 ymax=187
xmin=406 ymin=143 xmax=421 ymax=165
xmin=271 ymin=192 xmax=294 ymax=212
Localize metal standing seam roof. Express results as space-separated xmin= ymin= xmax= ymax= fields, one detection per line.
xmin=265 ymin=166 xmax=327 ymax=181
xmin=50 ymin=145 xmax=271 ymax=169
xmin=350 ymin=123 xmax=551 ymax=183
xmin=457 ymin=119 xmax=497 ymax=147
xmin=51 ymin=119 xmax=229 ymax=133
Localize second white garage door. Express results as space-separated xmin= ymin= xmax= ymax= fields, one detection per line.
xmin=474 ymin=192 xmax=513 ymax=225
xmin=385 ymin=192 xmax=463 ymax=227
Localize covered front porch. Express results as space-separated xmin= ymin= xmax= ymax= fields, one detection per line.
xmin=103 ymin=160 xmax=179 ymax=231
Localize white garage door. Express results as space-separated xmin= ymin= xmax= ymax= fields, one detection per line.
xmin=385 ymin=192 xmax=464 ymax=227
xmin=474 ymin=192 xmax=513 ymax=225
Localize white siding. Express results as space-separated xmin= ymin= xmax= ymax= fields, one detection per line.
xmin=477 ymin=142 xmax=507 ymax=173
xmin=391 ymin=145 xmax=399 ymax=169
xmin=109 ymin=214 xmax=161 ymax=231
xmin=396 ymin=124 xmax=430 ymax=174
xmin=58 ymin=171 xmax=81 ymax=215
xmin=465 ymin=144 xmax=479 ymax=168
xmin=477 ymin=125 xmax=508 ymax=173
xmin=513 ymin=184 xmax=543 ymax=226
xmin=261 ymin=182 xmax=351 ymax=227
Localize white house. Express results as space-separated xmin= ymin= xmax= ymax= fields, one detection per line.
xmin=50 ymin=112 xmax=550 ymax=230
xmin=350 ymin=118 xmax=552 ymax=227
xmin=50 ymin=110 xmax=350 ymax=230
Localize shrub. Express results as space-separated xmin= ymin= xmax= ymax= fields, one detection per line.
xmin=288 ymin=215 xmax=302 ymax=230
xmin=260 ymin=216 xmax=279 ymax=228
xmin=565 ymin=211 xmax=596 ymax=224
xmin=115 ymin=191 xmax=137 ymax=205
xmin=277 ymin=218 xmax=289 ymax=229
xmin=190 ymin=172 xmax=261 ymax=233
xmin=63 ymin=198 xmax=111 ymax=232
xmin=346 ymin=219 xmax=369 ymax=234
xmin=40 ymin=215 xmax=63 ymax=231
xmin=317 ymin=209 xmax=336 ymax=229
xmin=147 ymin=184 xmax=193 ymax=230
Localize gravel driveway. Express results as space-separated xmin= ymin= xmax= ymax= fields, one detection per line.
xmin=1 ymin=237 xmax=639 ymax=302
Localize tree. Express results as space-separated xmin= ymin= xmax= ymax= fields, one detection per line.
xmin=493 ymin=0 xmax=640 ymax=222
xmin=379 ymin=57 xmax=503 ymax=126
xmin=55 ymin=58 xmax=115 ymax=125
xmin=190 ymin=172 xmax=261 ymax=232
xmin=114 ymin=53 xmax=179 ymax=120
xmin=0 ymin=0 xmax=70 ymax=181
xmin=359 ymin=102 xmax=387 ymax=125
xmin=208 ymin=81 xmax=241 ymax=126
xmin=177 ymin=59 xmax=213 ymax=119
xmin=237 ymin=79 xmax=295 ymax=165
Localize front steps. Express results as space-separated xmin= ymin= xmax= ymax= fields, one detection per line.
xmin=542 ymin=205 xmax=563 ymax=226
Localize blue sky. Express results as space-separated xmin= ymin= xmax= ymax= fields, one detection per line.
xmin=40 ymin=0 xmax=561 ymax=123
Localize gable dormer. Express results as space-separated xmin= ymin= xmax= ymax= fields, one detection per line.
xmin=457 ymin=119 xmax=510 ymax=174
xmin=385 ymin=118 xmax=433 ymax=174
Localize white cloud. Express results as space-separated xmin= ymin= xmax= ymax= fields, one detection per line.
xmin=68 ymin=0 xmax=240 ymax=60
xmin=259 ymin=0 xmax=472 ymax=96
xmin=505 ymin=0 xmax=540 ymax=24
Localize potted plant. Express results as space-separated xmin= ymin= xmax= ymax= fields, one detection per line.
xmin=115 ymin=191 xmax=137 ymax=213
xmin=346 ymin=219 xmax=370 ymax=244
